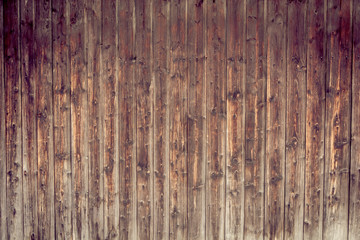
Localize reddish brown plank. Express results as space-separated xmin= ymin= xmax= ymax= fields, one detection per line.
xmin=135 ymin=0 xmax=154 ymax=238
xmin=244 ymin=0 xmax=266 ymax=238
xmin=226 ymin=0 xmax=245 ymax=239
xmin=264 ymin=0 xmax=287 ymax=239
xmin=206 ymin=0 xmax=227 ymax=239
xmin=285 ymin=1 xmax=306 ymax=239
xmin=4 ymin=0 xmax=23 ymax=239
xmin=169 ymin=0 xmax=187 ymax=239
xmin=21 ymin=0 xmax=38 ymax=238
xmin=35 ymin=0 xmax=55 ymax=238
xmin=118 ymin=0 xmax=136 ymax=239
xmin=323 ymin=0 xmax=352 ymax=239
xmin=187 ymin=0 xmax=206 ymax=239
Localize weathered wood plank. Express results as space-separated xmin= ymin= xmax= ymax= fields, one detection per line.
xmin=35 ymin=0 xmax=55 ymax=238
xmin=304 ymin=1 xmax=326 ymax=239
xmin=52 ymin=0 xmax=72 ymax=238
xmin=206 ymin=0 xmax=226 ymax=239
xmin=101 ymin=0 xmax=120 ymax=238
xmin=86 ymin=0 xmax=103 ymax=239
xmin=187 ymin=0 xmax=206 ymax=239
xmin=118 ymin=0 xmax=136 ymax=239
xmin=169 ymin=0 xmax=187 ymax=239
xmin=323 ymin=0 xmax=352 ymax=239
xmin=264 ymin=1 xmax=287 ymax=239
xmin=135 ymin=0 xmax=153 ymax=238
xmin=21 ymin=0 xmax=38 ymax=238
xmin=350 ymin=1 xmax=360 ymax=239
xmin=70 ymin=0 xmax=89 ymax=239
xmin=285 ymin=1 xmax=306 ymax=239
xmin=4 ymin=0 xmax=23 ymax=239
xmin=226 ymin=0 xmax=245 ymax=239
xmin=244 ymin=0 xmax=265 ymax=238
xmin=153 ymin=0 xmax=170 ymax=238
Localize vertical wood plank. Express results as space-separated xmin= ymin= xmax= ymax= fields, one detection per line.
xmin=324 ymin=0 xmax=352 ymax=239
xmin=52 ymin=0 xmax=72 ymax=238
xmin=304 ymin=0 xmax=326 ymax=239
xmin=118 ymin=0 xmax=136 ymax=239
xmin=244 ymin=0 xmax=266 ymax=238
xmin=101 ymin=0 xmax=120 ymax=238
xmin=206 ymin=0 xmax=226 ymax=239
xmin=135 ymin=0 xmax=154 ymax=238
xmin=153 ymin=0 xmax=170 ymax=238
xmin=35 ymin=0 xmax=55 ymax=238
xmin=350 ymin=0 xmax=360 ymax=239
xmin=264 ymin=0 xmax=287 ymax=239
xmin=169 ymin=0 xmax=188 ymax=239
xmin=70 ymin=0 xmax=89 ymax=239
xmin=86 ymin=0 xmax=104 ymax=238
xmin=285 ymin=0 xmax=306 ymax=239
xmin=226 ymin=0 xmax=245 ymax=239
xmin=187 ymin=0 xmax=206 ymax=239
xmin=4 ymin=0 xmax=23 ymax=239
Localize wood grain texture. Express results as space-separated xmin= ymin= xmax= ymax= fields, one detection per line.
xmin=265 ymin=0 xmax=287 ymax=239
xmin=169 ymin=0 xmax=187 ymax=239
xmin=206 ymin=0 xmax=226 ymax=239
xmin=226 ymin=0 xmax=245 ymax=239
xmin=285 ymin=0 xmax=306 ymax=239
xmin=350 ymin=1 xmax=360 ymax=239
xmin=324 ymin=0 xmax=352 ymax=239
xmin=187 ymin=1 xmax=206 ymax=239
xmin=244 ymin=0 xmax=265 ymax=238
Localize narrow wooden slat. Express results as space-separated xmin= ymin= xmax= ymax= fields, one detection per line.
xmin=118 ymin=0 xmax=136 ymax=239
xmin=70 ymin=0 xmax=89 ymax=238
xmin=264 ymin=0 xmax=287 ymax=239
xmin=169 ymin=0 xmax=187 ymax=239
xmin=153 ymin=0 xmax=170 ymax=238
xmin=4 ymin=0 xmax=23 ymax=239
xmin=323 ymin=0 xmax=352 ymax=238
xmin=284 ymin=1 xmax=306 ymax=239
xmin=226 ymin=0 xmax=245 ymax=239
xmin=244 ymin=0 xmax=266 ymax=238
xmin=187 ymin=0 xmax=206 ymax=239
xmin=35 ymin=0 xmax=55 ymax=238
xmin=135 ymin=0 xmax=153 ymax=238
xmin=350 ymin=1 xmax=360 ymax=239
xmin=206 ymin=0 xmax=226 ymax=239
xmin=52 ymin=0 xmax=72 ymax=238
xmin=304 ymin=1 xmax=326 ymax=239
xmin=101 ymin=0 xmax=120 ymax=238
xmin=21 ymin=0 xmax=38 ymax=238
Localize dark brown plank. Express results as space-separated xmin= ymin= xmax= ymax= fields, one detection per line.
xmin=153 ymin=0 xmax=170 ymax=238
xmin=323 ymin=0 xmax=352 ymax=238
xmin=169 ymin=0 xmax=187 ymax=239
xmin=244 ymin=0 xmax=266 ymax=238
xmin=304 ymin=0 xmax=326 ymax=239
xmin=52 ymin=0 xmax=72 ymax=238
xmin=4 ymin=0 xmax=23 ymax=239
xmin=101 ymin=0 xmax=120 ymax=238
xmin=70 ymin=0 xmax=89 ymax=238
xmin=285 ymin=1 xmax=306 ymax=239
xmin=187 ymin=0 xmax=206 ymax=239
xmin=21 ymin=0 xmax=38 ymax=238
xmin=118 ymin=0 xmax=136 ymax=239
xmin=350 ymin=1 xmax=360 ymax=239
xmin=135 ymin=0 xmax=153 ymax=238
xmin=35 ymin=0 xmax=55 ymax=238
xmin=226 ymin=0 xmax=245 ymax=239
xmin=264 ymin=0 xmax=286 ymax=239
xmin=206 ymin=0 xmax=226 ymax=239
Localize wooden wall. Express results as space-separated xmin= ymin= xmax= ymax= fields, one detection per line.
xmin=1 ymin=0 xmax=360 ymax=239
